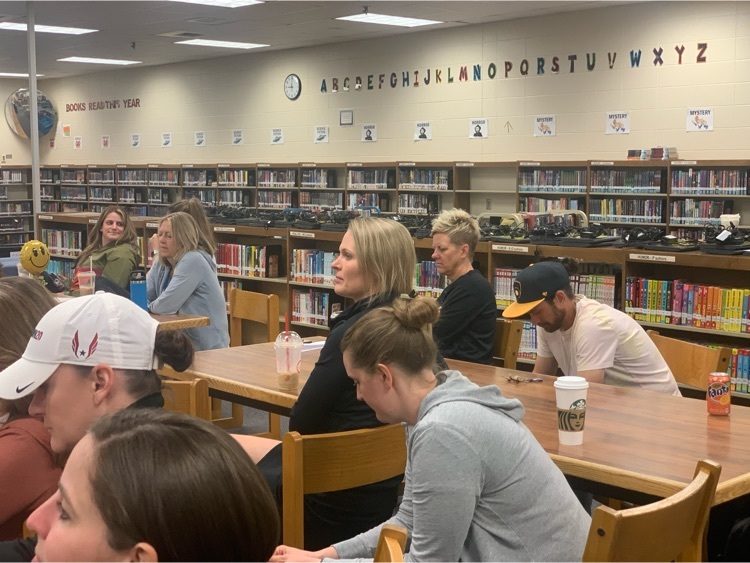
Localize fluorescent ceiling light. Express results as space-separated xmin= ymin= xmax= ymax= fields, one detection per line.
xmin=0 ymin=22 xmax=97 ymax=35
xmin=171 ymin=0 xmax=263 ymax=8
xmin=336 ymin=13 xmax=442 ymax=28
xmin=176 ymin=39 xmax=268 ymax=49
xmin=58 ymin=57 xmax=141 ymax=66
xmin=0 ymin=72 xmax=44 ymax=78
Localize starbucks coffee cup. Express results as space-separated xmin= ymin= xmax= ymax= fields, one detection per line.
xmin=554 ymin=376 xmax=589 ymax=446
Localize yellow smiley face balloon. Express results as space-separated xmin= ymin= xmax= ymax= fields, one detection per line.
xmin=20 ymin=240 xmax=50 ymax=275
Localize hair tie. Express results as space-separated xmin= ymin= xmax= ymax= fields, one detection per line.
xmin=407 ymin=289 xmax=417 ymax=299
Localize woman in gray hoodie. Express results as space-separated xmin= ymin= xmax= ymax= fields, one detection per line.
xmin=272 ymin=297 xmax=591 ymax=562
xmin=147 ymin=212 xmax=229 ymax=351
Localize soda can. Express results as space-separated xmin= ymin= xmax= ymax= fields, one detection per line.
xmin=707 ymin=372 xmax=731 ymax=416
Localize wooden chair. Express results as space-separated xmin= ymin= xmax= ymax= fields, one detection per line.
xmin=374 ymin=524 xmax=408 ymax=563
xmin=162 ymin=378 xmax=212 ymax=420
xmin=582 ymin=459 xmax=721 ymax=562
xmin=493 ymin=318 xmax=524 ymax=369
xmin=213 ymin=288 xmax=281 ymax=431
xmin=647 ymin=330 xmax=731 ymax=390
xmin=282 ymin=424 xmax=407 ymax=549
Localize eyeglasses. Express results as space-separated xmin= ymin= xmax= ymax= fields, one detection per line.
xmin=506 ymin=375 xmax=544 ymax=384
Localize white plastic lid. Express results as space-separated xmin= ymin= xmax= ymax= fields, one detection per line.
xmin=554 ymin=375 xmax=589 ymax=390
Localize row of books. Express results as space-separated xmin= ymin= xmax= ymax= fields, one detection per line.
xmin=60 ymin=186 xmax=88 ymax=200
xmin=588 ymin=198 xmax=664 ymax=223
xmin=117 ymin=170 xmax=148 ymax=184
xmin=48 ymin=258 xmax=75 ymax=279
xmin=257 ymin=191 xmax=295 ymax=208
xmin=518 ymin=169 xmax=586 ymax=190
xmin=42 ymin=228 xmax=83 ymax=257
xmin=183 ymin=170 xmax=216 ymax=187
xmin=348 ymin=169 xmax=394 ymax=189
xmin=299 ymin=191 xmax=343 ymax=210
xmin=671 ymin=169 xmax=747 ymax=193
xmin=0 ymin=170 xmax=25 ymax=184
xmin=398 ymin=193 xmax=439 ymax=214
xmin=218 ymin=169 xmax=254 ymax=187
xmin=149 ymin=170 xmax=180 ymax=186
xmin=0 ymin=202 xmax=31 ymax=215
xmin=518 ymin=322 xmax=538 ymax=361
xmin=215 ymin=243 xmax=281 ymax=278
xmin=397 ymin=169 xmax=451 ymax=190
xmin=590 ymin=170 xmax=664 ymax=191
xmin=625 ymin=277 xmax=750 ymax=333
xmin=88 ymin=170 xmax=116 ymax=184
xmin=669 ymin=199 xmax=730 ymax=224
xmin=0 ymin=233 xmax=27 ymax=245
xmin=300 ymin=169 xmax=336 ymax=189
xmin=61 ymin=170 xmax=86 ymax=184
xmin=518 ymin=197 xmax=581 ymax=213
xmin=258 ymin=169 xmax=297 ymax=187
xmin=728 ymin=349 xmax=750 ymax=393
xmin=218 ymin=279 xmax=240 ymax=313
xmin=292 ymin=288 xmax=340 ymax=327
xmin=494 ymin=268 xmax=616 ymax=308
xmin=414 ymin=260 xmax=449 ymax=295
xmin=290 ymin=249 xmax=337 ymax=285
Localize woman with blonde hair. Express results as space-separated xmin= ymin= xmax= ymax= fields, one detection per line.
xmin=147 ymin=211 xmax=228 ymax=351
xmin=273 ymin=297 xmax=590 ymax=562
xmin=147 ymin=197 xmax=216 ymax=265
xmin=73 ymin=205 xmax=140 ymax=293
xmin=242 ymin=217 xmax=421 ymax=550
xmin=0 ymin=277 xmax=60 ymax=540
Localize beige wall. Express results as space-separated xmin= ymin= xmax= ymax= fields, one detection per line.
xmin=2 ymin=1 xmax=749 ymax=165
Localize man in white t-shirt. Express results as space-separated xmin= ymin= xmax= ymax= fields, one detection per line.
xmin=503 ymin=261 xmax=680 ymax=396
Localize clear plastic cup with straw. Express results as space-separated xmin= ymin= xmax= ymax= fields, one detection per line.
xmin=274 ymin=313 xmax=303 ymax=390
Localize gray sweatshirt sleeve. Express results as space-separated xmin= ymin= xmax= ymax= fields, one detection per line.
xmin=334 ymin=423 xmax=481 ymax=562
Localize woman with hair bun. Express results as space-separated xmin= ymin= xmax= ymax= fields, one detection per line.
xmin=273 ymin=297 xmax=591 ymax=562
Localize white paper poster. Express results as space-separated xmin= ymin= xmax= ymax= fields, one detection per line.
xmin=606 ymin=111 xmax=630 ymax=134
xmin=415 ymin=121 xmax=432 ymax=140
xmin=686 ymin=107 xmax=714 ymax=132
xmin=534 ymin=115 xmax=556 ymax=137
xmin=161 ymin=132 xmax=172 ymax=148
xmin=130 ymin=134 xmax=140 ymax=148
xmin=194 ymin=131 xmax=206 ymax=147
xmin=49 ymin=139 xmax=55 ymax=150
xmin=232 ymin=130 xmax=244 ymax=145
xmin=271 ymin=128 xmax=284 ymax=144
xmin=314 ymin=126 xmax=329 ymax=143
xmin=469 ymin=118 xmax=488 ymax=138
xmin=73 ymin=136 xmax=82 ymax=150
xmin=361 ymin=124 xmax=377 ymax=142
xmin=101 ymin=135 xmax=110 ymax=149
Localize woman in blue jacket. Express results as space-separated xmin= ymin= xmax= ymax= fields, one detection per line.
xmin=147 ymin=212 xmax=229 ymax=351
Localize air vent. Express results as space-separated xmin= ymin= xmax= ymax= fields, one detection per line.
xmin=158 ymin=30 xmax=204 ymax=38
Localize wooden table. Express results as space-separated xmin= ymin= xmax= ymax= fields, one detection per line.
xmin=151 ymin=313 xmax=210 ymax=331
xmin=159 ymin=341 xmax=750 ymax=507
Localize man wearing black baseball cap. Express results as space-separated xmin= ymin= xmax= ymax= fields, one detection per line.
xmin=503 ymin=261 xmax=680 ymax=395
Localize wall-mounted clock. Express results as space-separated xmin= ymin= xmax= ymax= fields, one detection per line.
xmin=284 ymin=73 xmax=301 ymax=101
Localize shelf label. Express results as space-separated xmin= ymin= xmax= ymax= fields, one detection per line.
xmin=214 ymin=226 xmax=236 ymax=232
xmin=399 ymin=162 xmax=416 ymax=167
xmin=147 ymin=164 xmax=159 ymax=168
xmin=290 ymin=230 xmax=315 ymax=238
xmin=88 ymin=165 xmax=98 ymax=168
xmin=347 ymin=163 xmax=363 ymax=167
xmin=519 ymin=162 xmax=541 ymax=166
xmin=258 ymin=163 xmax=271 ymax=167
xmin=492 ymin=244 xmax=529 ymax=253
xmin=182 ymin=164 xmax=194 ymax=168
xmin=146 ymin=222 xmax=159 ymax=228
xmin=38 ymin=215 xmax=53 ymax=220
xmin=673 ymin=161 xmax=697 ymax=165
xmin=218 ymin=164 xmax=230 ymax=168
xmin=456 ymin=162 xmax=475 ymax=167
xmin=301 ymin=163 xmax=316 ymax=167
xmin=591 ymin=161 xmax=614 ymax=165
xmin=629 ymin=253 xmax=676 ymax=263
xmin=89 ymin=219 xmax=98 ymax=224
xmin=116 ymin=164 xmax=127 ymax=168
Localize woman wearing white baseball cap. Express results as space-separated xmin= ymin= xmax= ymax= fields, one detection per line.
xmin=0 ymin=292 xmax=194 ymax=561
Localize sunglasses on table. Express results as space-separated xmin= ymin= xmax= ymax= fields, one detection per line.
xmin=506 ymin=375 xmax=544 ymax=384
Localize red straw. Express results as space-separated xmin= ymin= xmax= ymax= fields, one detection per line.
xmin=285 ymin=312 xmax=290 ymax=334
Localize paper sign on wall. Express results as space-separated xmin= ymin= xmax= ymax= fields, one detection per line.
xmin=271 ymin=128 xmax=284 ymax=144
xmin=469 ymin=118 xmax=488 ymax=138
xmin=686 ymin=107 xmax=713 ymax=132
xmin=74 ymin=136 xmax=82 ymax=150
xmin=101 ymin=135 xmax=110 ymax=149
xmin=606 ymin=111 xmax=630 ymax=134
xmin=314 ymin=126 xmax=329 ymax=143
xmin=162 ymin=132 xmax=172 ymax=148
xmin=534 ymin=115 xmax=556 ymax=137
xmin=415 ymin=121 xmax=432 ymax=140
xmin=49 ymin=139 xmax=55 ymax=150
xmin=131 ymin=134 xmax=140 ymax=148
xmin=63 ymin=125 xmax=71 ymax=138
xmin=361 ymin=124 xmax=377 ymax=142
xmin=232 ymin=130 xmax=244 ymax=145
xmin=194 ymin=131 xmax=206 ymax=147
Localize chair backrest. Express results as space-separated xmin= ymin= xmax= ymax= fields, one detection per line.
xmin=374 ymin=524 xmax=408 ymax=563
xmin=162 ymin=378 xmax=212 ymax=421
xmin=494 ymin=318 xmax=524 ymax=370
xmin=281 ymin=424 xmax=407 ymax=548
xmin=647 ymin=330 xmax=731 ymax=389
xmin=229 ymin=288 xmax=280 ymax=346
xmin=582 ymin=459 xmax=721 ymax=562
